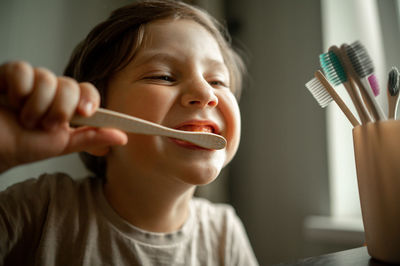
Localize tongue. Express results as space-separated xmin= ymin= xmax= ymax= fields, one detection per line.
xmin=177 ymin=125 xmax=213 ymax=133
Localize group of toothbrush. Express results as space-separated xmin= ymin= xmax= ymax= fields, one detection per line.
xmin=306 ymin=40 xmax=400 ymax=127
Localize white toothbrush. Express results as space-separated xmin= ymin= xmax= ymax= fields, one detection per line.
xmin=306 ymin=70 xmax=360 ymax=127
xmin=71 ymin=108 xmax=226 ymax=150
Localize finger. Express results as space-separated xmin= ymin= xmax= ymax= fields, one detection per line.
xmin=84 ymin=146 xmax=110 ymax=156
xmin=42 ymin=77 xmax=80 ymax=130
xmin=20 ymin=68 xmax=57 ymax=129
xmin=76 ymin=82 xmax=100 ymax=116
xmin=63 ymin=127 xmax=128 ymax=154
xmin=1 ymin=61 xmax=34 ymax=108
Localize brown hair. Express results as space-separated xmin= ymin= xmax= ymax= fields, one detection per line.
xmin=64 ymin=0 xmax=245 ymax=178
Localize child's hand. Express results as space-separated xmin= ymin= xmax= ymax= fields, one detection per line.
xmin=0 ymin=61 xmax=127 ymax=173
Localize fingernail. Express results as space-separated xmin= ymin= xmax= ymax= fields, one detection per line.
xmin=81 ymin=101 xmax=94 ymax=116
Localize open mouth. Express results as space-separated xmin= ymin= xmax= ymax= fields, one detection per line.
xmin=171 ymin=122 xmax=219 ymax=149
xmin=176 ymin=124 xmax=214 ymax=133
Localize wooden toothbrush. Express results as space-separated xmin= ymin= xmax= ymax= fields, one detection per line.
xmin=306 ymin=70 xmax=360 ymax=127
xmin=0 ymin=93 xmax=226 ymax=150
xmin=387 ymin=67 xmax=400 ymax=119
xmin=320 ymin=46 xmax=370 ymax=124
xmin=71 ymin=108 xmax=227 ymax=150
xmin=340 ymin=43 xmax=386 ymax=121
xmin=329 ymin=45 xmax=374 ymax=123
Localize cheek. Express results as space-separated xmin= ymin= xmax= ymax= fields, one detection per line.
xmin=107 ymin=86 xmax=177 ymax=123
xmin=106 ymin=85 xmax=176 ymax=167
xmin=217 ymin=92 xmax=241 ymax=165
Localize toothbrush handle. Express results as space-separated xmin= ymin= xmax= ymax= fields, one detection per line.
xmin=339 ymin=44 xmax=383 ymax=122
xmin=344 ymin=80 xmax=371 ymax=123
xmin=315 ymin=71 xmax=360 ymax=127
xmin=387 ymin=95 xmax=400 ymax=119
xmin=359 ymin=78 xmax=387 ymax=120
xmin=330 ymin=46 xmax=372 ymax=124
xmin=0 ymin=94 xmax=226 ymax=150
xmin=71 ymin=108 xmax=226 ymax=150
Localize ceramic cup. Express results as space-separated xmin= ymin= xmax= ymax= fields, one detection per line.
xmin=353 ymin=120 xmax=400 ymax=263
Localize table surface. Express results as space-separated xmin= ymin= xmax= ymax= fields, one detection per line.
xmin=275 ymin=247 xmax=391 ymax=266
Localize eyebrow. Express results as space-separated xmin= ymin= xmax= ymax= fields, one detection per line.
xmin=133 ymin=52 xmax=182 ymax=67
xmin=134 ymin=51 xmax=229 ymax=73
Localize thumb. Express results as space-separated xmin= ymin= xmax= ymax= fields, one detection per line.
xmin=63 ymin=127 xmax=128 ymax=155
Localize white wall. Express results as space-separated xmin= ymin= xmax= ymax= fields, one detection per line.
xmin=227 ymin=0 xmax=400 ymax=264
xmin=226 ymin=0 xmax=330 ymax=264
xmin=322 ymin=0 xmax=386 ymax=219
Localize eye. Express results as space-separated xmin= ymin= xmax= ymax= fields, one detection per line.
xmin=155 ymin=75 xmax=175 ymax=82
xmin=209 ymin=80 xmax=228 ymax=88
xmin=144 ymin=75 xmax=176 ymax=83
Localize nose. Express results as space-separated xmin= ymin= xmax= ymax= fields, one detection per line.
xmin=181 ymin=79 xmax=218 ymax=108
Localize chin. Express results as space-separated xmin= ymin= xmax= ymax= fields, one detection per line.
xmin=175 ymin=164 xmax=221 ymax=186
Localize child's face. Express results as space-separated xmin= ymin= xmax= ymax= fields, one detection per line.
xmin=105 ymin=19 xmax=240 ymax=185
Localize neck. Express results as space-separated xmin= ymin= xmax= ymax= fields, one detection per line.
xmin=104 ymin=159 xmax=195 ymax=233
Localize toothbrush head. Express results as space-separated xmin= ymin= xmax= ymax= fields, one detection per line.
xmin=345 ymin=41 xmax=380 ymax=96
xmin=319 ymin=51 xmax=347 ymax=86
xmin=345 ymin=41 xmax=374 ymax=78
xmin=305 ymin=76 xmax=332 ymax=108
xmin=367 ymin=75 xmax=380 ymax=96
xmin=388 ymin=67 xmax=400 ymax=97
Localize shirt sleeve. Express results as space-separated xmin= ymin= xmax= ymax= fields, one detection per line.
xmin=0 ymin=174 xmax=52 ymax=264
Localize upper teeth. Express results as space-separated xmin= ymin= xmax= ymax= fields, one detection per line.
xmin=179 ymin=125 xmax=213 ymax=133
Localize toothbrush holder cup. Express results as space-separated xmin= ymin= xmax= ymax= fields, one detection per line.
xmin=353 ymin=120 xmax=400 ymax=264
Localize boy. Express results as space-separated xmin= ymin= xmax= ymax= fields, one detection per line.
xmin=0 ymin=1 xmax=258 ymax=265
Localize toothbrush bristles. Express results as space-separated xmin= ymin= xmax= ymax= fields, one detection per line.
xmin=319 ymin=51 xmax=347 ymax=86
xmin=345 ymin=41 xmax=374 ymax=78
xmin=305 ymin=71 xmax=360 ymax=127
xmin=367 ymin=75 xmax=380 ymax=96
xmin=388 ymin=67 xmax=400 ymax=96
xmin=345 ymin=41 xmax=380 ymax=96
xmin=306 ymin=77 xmax=332 ymax=108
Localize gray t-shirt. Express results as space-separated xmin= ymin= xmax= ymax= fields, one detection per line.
xmin=0 ymin=173 xmax=258 ymax=266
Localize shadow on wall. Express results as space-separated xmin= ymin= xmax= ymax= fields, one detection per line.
xmin=226 ymin=0 xmax=333 ymax=264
